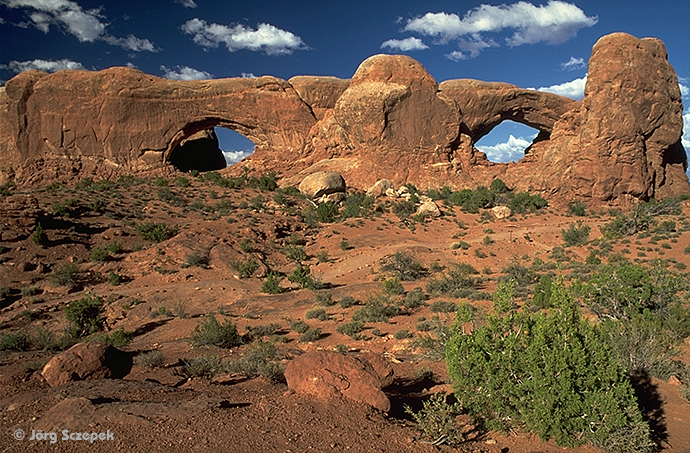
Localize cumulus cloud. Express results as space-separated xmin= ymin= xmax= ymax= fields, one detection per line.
xmin=1 ymin=0 xmax=157 ymax=51
xmin=181 ymin=18 xmax=307 ymax=55
xmin=679 ymin=78 xmax=689 ymax=98
xmin=176 ymin=0 xmax=197 ymax=8
xmin=561 ymin=56 xmax=586 ymax=71
xmin=0 ymin=58 xmax=84 ymax=73
xmin=531 ymin=75 xmax=587 ymax=100
xmin=475 ymin=134 xmax=536 ymax=162
xmin=380 ymin=37 xmax=428 ymax=52
xmin=400 ymin=1 xmax=596 ymax=58
xmin=223 ymin=149 xmax=254 ymax=165
xmin=682 ymin=108 xmax=690 ymax=150
xmin=160 ymin=65 xmax=212 ymax=80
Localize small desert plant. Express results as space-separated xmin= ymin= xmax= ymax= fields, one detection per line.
xmin=135 ymin=221 xmax=179 ymax=243
xmin=567 ymin=201 xmax=587 ymax=216
xmin=288 ymin=264 xmax=321 ymax=290
xmin=402 ymin=287 xmax=427 ymax=310
xmin=339 ymin=295 xmax=358 ymax=308
xmin=230 ymin=258 xmax=259 ymax=279
xmin=106 ymin=241 xmax=123 ymax=254
xmin=183 ymin=252 xmax=210 ymax=269
xmin=382 ymin=277 xmax=405 ymax=296
xmin=104 ymin=328 xmax=133 ymax=347
xmin=561 ymin=221 xmax=591 ymax=247
xmin=300 ymin=327 xmax=322 ymax=342
xmin=391 ymin=200 xmax=416 ymax=219
xmin=0 ymin=331 xmax=31 ymax=351
xmin=135 ymin=350 xmax=164 ymax=368
xmin=283 ymin=244 xmax=307 ymax=262
xmin=315 ymin=291 xmax=336 ymax=307
xmin=305 ymin=308 xmax=328 ymax=321
xmin=107 ymin=271 xmax=122 ymax=286
xmin=429 ymin=300 xmax=457 ymax=313
xmin=64 ymin=295 xmax=104 ymax=338
xmin=181 ymin=354 xmax=223 ymax=378
xmin=261 ymin=272 xmax=284 ymax=294
xmin=189 ymin=314 xmax=242 ymax=348
xmin=380 ymin=252 xmax=426 ymax=281
xmin=393 ymin=329 xmax=411 ymax=340
xmin=339 ymin=239 xmax=350 ymax=250
xmin=405 ymin=393 xmax=465 ymax=446
xmin=289 ymin=320 xmax=311 ymax=334
xmin=315 ymin=202 xmax=339 ymax=223
xmin=90 ymin=247 xmax=109 ymax=262
xmin=336 ymin=320 xmax=365 ymax=338
xmin=352 ymin=296 xmax=400 ymax=323
xmin=32 ymin=222 xmax=47 ymax=246
xmin=225 ymin=340 xmax=284 ymax=382
xmin=49 ymin=263 xmax=80 ymax=287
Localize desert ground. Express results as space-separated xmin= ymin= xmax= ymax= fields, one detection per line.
xmin=1 ymin=171 xmax=689 ymax=453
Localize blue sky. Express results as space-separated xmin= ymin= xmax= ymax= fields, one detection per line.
xmin=1 ymin=0 xmax=688 ymax=170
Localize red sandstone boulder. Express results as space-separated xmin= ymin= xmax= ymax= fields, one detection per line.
xmin=284 ymin=351 xmax=394 ymax=412
xmin=41 ymin=342 xmax=132 ymax=387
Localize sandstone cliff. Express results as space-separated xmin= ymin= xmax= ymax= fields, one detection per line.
xmin=1 ymin=32 xmax=687 ymax=203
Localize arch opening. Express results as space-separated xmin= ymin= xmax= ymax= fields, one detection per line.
xmin=215 ymin=127 xmax=256 ymax=166
xmin=474 ymin=121 xmax=545 ymax=163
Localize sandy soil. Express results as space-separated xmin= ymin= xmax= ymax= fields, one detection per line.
xmin=1 ymin=175 xmax=689 ymax=453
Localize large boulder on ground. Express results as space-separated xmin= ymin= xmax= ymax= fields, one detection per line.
xmin=492 ymin=205 xmax=512 ymax=220
xmin=416 ymin=201 xmax=441 ymax=218
xmin=41 ymin=342 xmax=132 ymax=387
xmin=366 ymin=179 xmax=394 ymax=198
xmin=284 ymin=351 xmax=393 ymax=412
xmin=298 ymin=171 xmax=346 ymax=198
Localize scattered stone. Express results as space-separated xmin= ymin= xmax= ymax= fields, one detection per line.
xmin=416 ymin=201 xmax=441 ymax=218
xmin=284 ymin=350 xmax=393 ymax=412
xmin=41 ymin=342 xmax=132 ymax=387
xmin=492 ymin=205 xmax=512 ymax=219
xmin=299 ymin=171 xmax=347 ymax=199
xmin=366 ymin=179 xmax=394 ymax=198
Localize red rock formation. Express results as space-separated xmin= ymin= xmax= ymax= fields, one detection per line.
xmin=1 ymin=33 xmax=687 ymax=204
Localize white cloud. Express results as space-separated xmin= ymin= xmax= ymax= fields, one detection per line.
xmin=1 ymin=0 xmax=157 ymax=51
xmin=0 ymin=58 xmax=83 ymax=73
xmin=476 ymin=134 xmax=536 ymax=162
xmin=679 ymin=78 xmax=689 ymax=98
xmin=402 ymin=1 xmax=597 ymax=57
xmin=446 ymin=34 xmax=499 ymax=60
xmin=181 ymin=18 xmax=307 ymax=55
xmin=241 ymin=72 xmax=256 ymax=78
xmin=223 ymin=149 xmax=254 ymax=164
xmin=381 ymin=37 xmax=428 ymax=52
xmin=176 ymin=0 xmax=197 ymax=8
xmin=561 ymin=56 xmax=586 ymax=71
xmin=160 ymin=65 xmax=212 ymax=81
xmin=682 ymin=108 xmax=690 ymax=150
xmin=531 ymin=75 xmax=587 ymax=100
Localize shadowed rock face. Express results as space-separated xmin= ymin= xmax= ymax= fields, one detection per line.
xmin=1 ymin=32 xmax=687 ymax=204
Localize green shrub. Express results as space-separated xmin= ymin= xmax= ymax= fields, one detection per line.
xmin=405 ymin=393 xmax=465 ymax=446
xmin=380 ymin=252 xmax=426 ymax=281
xmin=136 ymin=222 xmax=179 ymax=242
xmin=183 ymin=252 xmax=209 ymax=269
xmin=244 ymin=323 xmax=281 ymax=342
xmin=175 ymin=177 xmax=190 ymax=187
xmin=300 ymin=327 xmax=322 ymax=342
xmin=315 ymin=291 xmax=336 ymax=307
xmin=189 ymin=314 xmax=242 ymax=348
xmin=426 ymin=264 xmax=481 ymax=298
xmin=561 ymin=221 xmax=590 ymax=247
xmin=32 ymin=222 xmax=47 ymax=246
xmin=402 ymin=287 xmax=427 ymax=309
xmin=567 ymin=201 xmax=587 ymax=216
xmin=289 ymin=320 xmax=310 ymax=334
xmin=305 ymin=308 xmax=328 ymax=321
xmin=336 ymin=320 xmax=365 ymax=338
xmin=338 ymin=295 xmax=357 ymax=308
xmin=382 ymin=277 xmax=405 ymax=296
xmin=261 ymin=272 xmax=283 ymax=294
xmin=429 ymin=301 xmax=457 ymax=313
xmin=282 ymin=244 xmax=307 ymax=262
xmin=393 ymin=329 xmax=411 ymax=340
xmin=106 ymin=241 xmax=123 ymax=254
xmin=391 ymin=200 xmax=416 ymax=219
xmin=90 ymin=247 xmax=109 ymax=262
xmin=135 ymin=350 xmax=164 ymax=368
xmin=446 ymin=280 xmax=654 ymax=451
xmin=340 ymin=192 xmax=374 ymax=219
xmin=530 ymin=274 xmax=553 ymax=309
xmin=64 ymin=295 xmax=104 ymax=338
xmin=104 ymin=328 xmax=133 ymax=347
xmin=288 ymin=264 xmax=321 ymax=290
xmin=489 ymin=178 xmax=508 ymax=194
xmin=0 ymin=331 xmax=31 ymax=351
xmin=181 ymin=354 xmax=222 ymax=378
xmin=248 ymin=172 xmax=278 ymax=191
xmin=315 ymin=202 xmax=339 ymax=223
xmin=225 ymin=340 xmax=283 ymax=381
xmin=352 ymin=296 xmax=400 ymax=323
xmin=107 ymin=271 xmax=122 ymax=286
xmin=339 ymin=239 xmax=350 ymax=250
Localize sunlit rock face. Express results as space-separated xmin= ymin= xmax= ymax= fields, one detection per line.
xmin=1 ymin=33 xmax=687 ymax=204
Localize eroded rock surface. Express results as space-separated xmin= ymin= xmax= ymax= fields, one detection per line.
xmin=1 ymin=33 xmax=687 ymax=204
xmin=41 ymin=342 xmax=132 ymax=387
xmin=284 ymin=351 xmax=393 ymax=412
